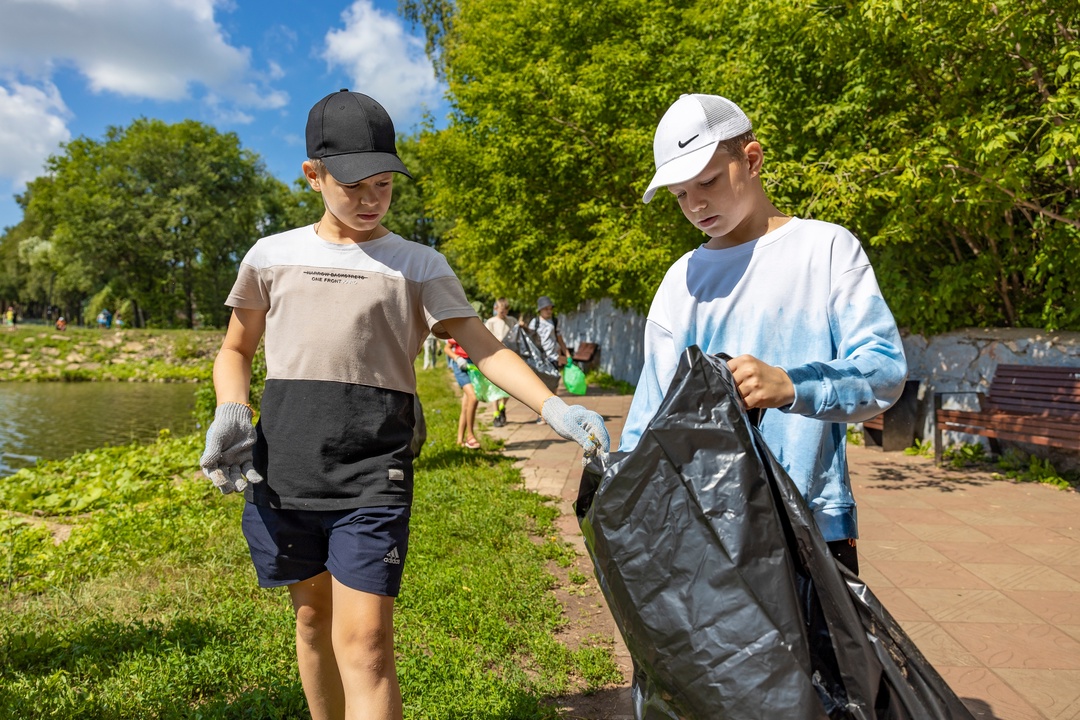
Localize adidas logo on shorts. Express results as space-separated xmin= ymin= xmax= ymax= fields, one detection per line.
xmin=383 ymin=547 xmax=401 ymax=565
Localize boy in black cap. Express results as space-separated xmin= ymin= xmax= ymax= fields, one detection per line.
xmin=200 ymin=89 xmax=610 ymax=720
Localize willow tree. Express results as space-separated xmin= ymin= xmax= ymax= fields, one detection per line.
xmin=406 ymin=0 xmax=1079 ymax=333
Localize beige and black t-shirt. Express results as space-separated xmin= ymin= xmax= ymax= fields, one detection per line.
xmin=226 ymin=225 xmax=476 ymax=511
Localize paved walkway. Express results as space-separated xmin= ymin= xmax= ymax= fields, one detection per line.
xmin=485 ymin=390 xmax=1080 ymax=720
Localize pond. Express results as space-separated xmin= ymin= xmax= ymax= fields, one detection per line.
xmin=0 ymin=382 xmax=199 ymax=478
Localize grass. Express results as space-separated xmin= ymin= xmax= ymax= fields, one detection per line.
xmin=0 ymin=325 xmax=221 ymax=382
xmin=0 ymin=363 xmax=621 ymax=718
xmin=583 ymin=369 xmax=634 ymax=395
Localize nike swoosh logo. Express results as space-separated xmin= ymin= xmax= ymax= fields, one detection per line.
xmin=677 ymin=134 xmax=699 ymax=148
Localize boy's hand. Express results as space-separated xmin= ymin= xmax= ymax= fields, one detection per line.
xmin=199 ymin=402 xmax=264 ymax=494
xmin=727 ymin=355 xmax=796 ymax=409
xmin=454 ymin=356 xmax=468 ymax=369
xmin=541 ymin=396 xmax=611 ymax=458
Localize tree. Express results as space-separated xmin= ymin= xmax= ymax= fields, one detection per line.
xmin=405 ymin=0 xmax=1079 ymax=333
xmin=19 ymin=119 xmax=288 ymax=328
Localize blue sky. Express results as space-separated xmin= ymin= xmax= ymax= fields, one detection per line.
xmin=0 ymin=0 xmax=450 ymax=231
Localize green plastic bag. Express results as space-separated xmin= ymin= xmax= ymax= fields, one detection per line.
xmin=466 ymin=364 xmax=510 ymax=402
xmin=562 ymin=360 xmax=587 ymax=396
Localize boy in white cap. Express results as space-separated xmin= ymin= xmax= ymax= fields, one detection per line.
xmin=622 ymin=93 xmax=908 ymax=573
xmin=199 ymin=89 xmax=610 ymax=720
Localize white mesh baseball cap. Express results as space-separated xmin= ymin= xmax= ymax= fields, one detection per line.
xmin=642 ymin=94 xmax=753 ymax=203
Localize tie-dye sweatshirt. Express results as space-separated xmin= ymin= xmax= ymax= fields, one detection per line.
xmin=620 ymin=217 xmax=907 ymax=541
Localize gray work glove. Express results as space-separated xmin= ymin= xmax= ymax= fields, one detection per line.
xmin=454 ymin=355 xmax=468 ymax=369
xmin=541 ymin=396 xmax=611 ymax=461
xmin=199 ymin=402 xmax=264 ymax=495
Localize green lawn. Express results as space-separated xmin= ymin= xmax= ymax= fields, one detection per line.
xmin=0 ymin=363 xmax=620 ymax=718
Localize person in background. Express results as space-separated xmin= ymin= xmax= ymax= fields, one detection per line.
xmin=524 ymin=295 xmax=570 ymax=423
xmin=484 ymin=298 xmax=520 ymax=427
xmin=444 ymin=337 xmax=480 ymax=449
xmin=55 ymin=316 xmax=67 ymax=331
xmin=422 ymin=332 xmax=440 ymax=369
xmin=526 ymin=296 xmax=569 ymax=369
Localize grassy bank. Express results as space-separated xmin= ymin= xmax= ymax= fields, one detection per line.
xmin=0 ymin=325 xmax=221 ymax=382
xmin=0 ymin=364 xmax=620 ymax=718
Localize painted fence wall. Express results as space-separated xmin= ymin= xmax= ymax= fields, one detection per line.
xmin=561 ymin=299 xmax=1080 ymax=457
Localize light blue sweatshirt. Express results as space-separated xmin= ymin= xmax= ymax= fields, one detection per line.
xmin=620 ymin=218 xmax=907 ymax=541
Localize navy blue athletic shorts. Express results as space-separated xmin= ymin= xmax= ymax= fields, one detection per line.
xmin=241 ymin=503 xmax=411 ymax=597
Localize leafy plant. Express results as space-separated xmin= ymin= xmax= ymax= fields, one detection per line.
xmin=904 ymin=439 xmax=934 ymax=457
xmin=995 ymin=448 xmax=1077 ymax=490
xmin=584 ymin=369 xmax=635 ymax=395
xmin=942 ymin=442 xmax=988 ymax=468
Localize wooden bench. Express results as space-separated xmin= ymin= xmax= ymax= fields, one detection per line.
xmin=861 ymin=379 xmax=921 ymax=451
xmin=933 ymin=364 xmax=1080 ymax=465
xmin=572 ymin=342 xmax=601 ymax=372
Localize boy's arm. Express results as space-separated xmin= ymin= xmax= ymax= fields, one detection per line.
xmin=783 ymin=266 xmax=907 ymax=423
xmin=442 ymin=316 xmax=554 ymax=412
xmin=442 ymin=316 xmax=610 ymax=453
xmin=213 ymin=307 xmax=266 ymax=404
xmin=200 ymin=307 xmax=266 ymax=495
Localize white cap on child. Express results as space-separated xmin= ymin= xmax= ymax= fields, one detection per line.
xmin=642 ymin=94 xmax=753 ymax=203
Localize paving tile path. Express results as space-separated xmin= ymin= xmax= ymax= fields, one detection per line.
xmin=484 ymin=389 xmax=1080 ymax=720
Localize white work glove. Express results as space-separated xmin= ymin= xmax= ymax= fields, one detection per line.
xmin=454 ymin=356 xmax=468 ymax=369
xmin=541 ymin=396 xmax=611 ymax=460
xmin=199 ymin=402 xmax=264 ymax=495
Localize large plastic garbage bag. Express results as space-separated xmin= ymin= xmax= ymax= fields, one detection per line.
xmin=465 ymin=363 xmax=510 ymax=403
xmin=512 ymin=329 xmax=561 ymax=393
xmin=576 ymin=346 xmax=975 ymax=720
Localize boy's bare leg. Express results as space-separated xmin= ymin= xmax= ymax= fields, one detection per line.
xmin=289 ymin=572 xmax=345 ymax=720
xmin=457 ymin=385 xmax=479 ymax=444
xmin=331 ymin=578 xmax=402 ymax=720
xmin=464 ymin=388 xmax=478 ymax=440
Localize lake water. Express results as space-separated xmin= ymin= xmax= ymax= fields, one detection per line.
xmin=0 ymin=382 xmax=199 ymax=477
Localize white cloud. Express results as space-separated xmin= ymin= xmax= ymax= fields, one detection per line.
xmin=0 ymin=82 xmax=71 ymax=186
xmin=323 ymin=0 xmax=442 ymax=128
xmin=0 ymin=0 xmax=287 ymax=108
xmin=0 ymin=0 xmax=290 ymax=192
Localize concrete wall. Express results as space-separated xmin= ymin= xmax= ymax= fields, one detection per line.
xmin=559 ymin=298 xmax=648 ymax=386
xmin=901 ymin=328 xmax=1080 ymax=454
xmin=561 ymin=298 xmax=1080 ymax=459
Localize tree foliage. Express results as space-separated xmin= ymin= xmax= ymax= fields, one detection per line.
xmin=409 ymin=0 xmax=1079 ymax=333
xmin=4 ymin=119 xmax=288 ymax=328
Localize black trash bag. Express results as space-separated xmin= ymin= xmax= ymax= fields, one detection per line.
xmin=512 ymin=327 xmax=560 ymax=393
xmin=576 ymin=346 xmax=975 ymax=720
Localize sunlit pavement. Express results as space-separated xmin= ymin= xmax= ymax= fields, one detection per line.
xmin=484 ymin=389 xmax=1080 ymax=720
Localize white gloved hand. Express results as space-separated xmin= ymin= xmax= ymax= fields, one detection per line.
xmin=541 ymin=396 xmax=611 ymax=459
xmin=199 ymin=402 xmax=264 ymax=494
xmin=454 ymin=356 xmax=468 ymax=370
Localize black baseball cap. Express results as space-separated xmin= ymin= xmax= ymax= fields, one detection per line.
xmin=306 ymin=89 xmax=412 ymax=183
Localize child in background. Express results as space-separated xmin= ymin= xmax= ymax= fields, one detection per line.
xmin=484 ymin=298 xmax=520 ymax=427
xmin=444 ymin=337 xmax=480 ymax=448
